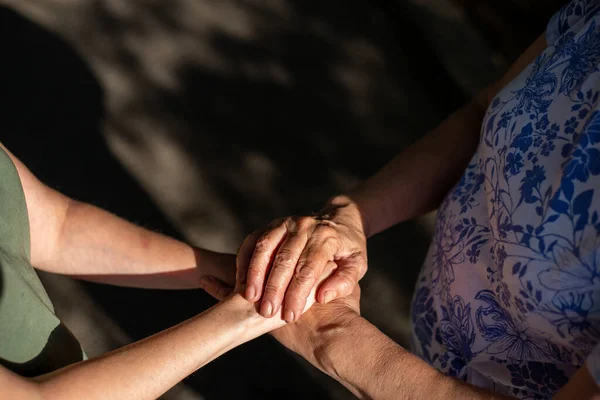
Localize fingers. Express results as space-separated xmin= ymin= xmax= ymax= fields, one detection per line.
xmin=283 ymin=231 xmax=339 ymax=322
xmin=244 ymin=223 xmax=287 ymax=302
xmin=259 ymin=220 xmax=309 ymax=317
xmin=316 ymin=258 xmax=363 ymax=304
xmin=199 ymin=276 xmax=233 ymax=301
xmin=236 ymin=231 xmax=260 ymax=285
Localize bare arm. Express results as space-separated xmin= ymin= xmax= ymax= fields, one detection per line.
xmin=271 ymin=294 xmax=600 ymax=400
xmin=312 ymin=314 xmax=512 ymax=399
xmin=311 ymin=314 xmax=599 ymax=400
xmin=0 ymin=142 xmax=234 ymax=289
xmin=0 ymin=293 xmax=287 ymax=400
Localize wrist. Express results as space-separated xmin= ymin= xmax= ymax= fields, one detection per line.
xmin=220 ymin=294 xmax=287 ymax=343
xmin=308 ymin=311 xmax=362 ymax=376
xmin=324 ymin=194 xmax=371 ymax=238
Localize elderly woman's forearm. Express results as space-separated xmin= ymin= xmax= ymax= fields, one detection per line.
xmin=348 ymin=99 xmax=486 ymax=237
xmin=317 ymin=316 xmax=513 ymax=400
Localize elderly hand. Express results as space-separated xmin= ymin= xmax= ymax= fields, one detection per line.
xmin=271 ymin=285 xmax=361 ymax=374
xmin=199 ymin=261 xmax=340 ymax=318
xmin=236 ymin=195 xmax=367 ymax=322
xmin=200 ymin=263 xmax=362 ymax=375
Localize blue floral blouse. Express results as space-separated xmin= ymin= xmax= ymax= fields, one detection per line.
xmin=410 ymin=1 xmax=600 ymax=398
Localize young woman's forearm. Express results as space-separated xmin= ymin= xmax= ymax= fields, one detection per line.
xmin=0 ymin=143 xmax=233 ymax=289
xmin=43 ymin=199 xmax=235 ymax=289
xmin=349 ymin=98 xmax=486 ymax=237
xmin=32 ymin=294 xmax=282 ymax=400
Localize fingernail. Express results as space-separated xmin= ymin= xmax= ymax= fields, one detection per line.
xmin=246 ymin=285 xmax=256 ymax=300
xmin=323 ymin=291 xmax=335 ymax=303
xmin=285 ymin=310 xmax=295 ymax=322
xmin=262 ymin=300 xmax=274 ymax=317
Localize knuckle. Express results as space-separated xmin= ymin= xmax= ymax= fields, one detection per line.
xmin=254 ymin=234 xmax=272 ymax=253
xmin=246 ymin=261 xmax=266 ymax=277
xmin=321 ymin=236 xmax=339 ymax=251
xmin=269 ymin=217 xmax=286 ymax=229
xmin=274 ymin=249 xmax=296 ymax=269
xmin=263 ymin=282 xmax=282 ymax=297
xmin=315 ymin=224 xmax=336 ymax=238
xmin=295 ymin=263 xmax=316 ymax=285
xmin=296 ymin=216 xmax=314 ymax=230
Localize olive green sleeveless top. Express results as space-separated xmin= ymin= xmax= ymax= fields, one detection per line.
xmin=0 ymin=146 xmax=84 ymax=377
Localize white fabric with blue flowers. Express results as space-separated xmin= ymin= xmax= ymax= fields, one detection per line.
xmin=410 ymin=1 xmax=600 ymax=398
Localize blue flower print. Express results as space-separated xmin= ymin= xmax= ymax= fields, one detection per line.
xmin=498 ymin=111 xmax=513 ymax=130
xmin=476 ymin=290 xmax=551 ymax=361
xmin=411 ymin=286 xmax=439 ymax=364
xmin=559 ymin=21 xmax=600 ymax=94
xmin=538 ymin=243 xmax=599 ymax=291
xmin=486 ymin=324 xmax=551 ymax=361
xmin=450 ymin=163 xmax=485 ymax=214
xmin=565 ymin=116 xmax=579 ymax=134
xmin=535 ymin=114 xmax=550 ymax=130
xmin=467 ymin=245 xmax=481 ymax=263
xmin=430 ymin=213 xmax=468 ymax=295
xmin=562 ymin=110 xmax=600 ymax=181
xmin=581 ymin=110 xmax=600 ymax=145
xmin=519 ymin=165 xmax=546 ymax=204
xmin=540 ymin=141 xmax=555 ymax=157
xmin=507 ymin=362 xmax=569 ymax=397
xmin=563 ymin=147 xmax=600 ymax=181
xmin=511 ymin=123 xmax=534 ymax=153
xmin=505 ymin=152 xmax=524 ymax=175
xmin=538 ymin=291 xmax=600 ymax=339
xmin=440 ymin=296 xmax=476 ymax=372
xmin=410 ymin=3 xmax=600 ymax=395
xmin=556 ymin=0 xmax=595 ymax=34
xmin=514 ymin=55 xmax=556 ymax=115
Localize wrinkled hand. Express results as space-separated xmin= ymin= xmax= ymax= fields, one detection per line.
xmin=199 ymin=267 xmax=361 ymax=375
xmin=237 ymin=196 xmax=367 ymax=322
xmin=199 ymin=262 xmax=339 ymax=320
xmin=271 ymin=285 xmax=361 ymax=373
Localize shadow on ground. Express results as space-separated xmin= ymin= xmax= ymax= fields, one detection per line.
xmin=0 ymin=1 xmax=505 ymax=398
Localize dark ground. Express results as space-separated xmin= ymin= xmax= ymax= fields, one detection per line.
xmin=0 ymin=0 xmax=562 ymax=399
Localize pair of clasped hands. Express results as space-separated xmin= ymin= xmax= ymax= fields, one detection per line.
xmin=202 ymin=197 xmax=367 ymax=339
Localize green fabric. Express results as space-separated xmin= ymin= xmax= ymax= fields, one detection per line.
xmin=0 ymin=147 xmax=83 ymax=377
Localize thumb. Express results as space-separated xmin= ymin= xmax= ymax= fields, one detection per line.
xmin=316 ymin=258 xmax=363 ymax=304
xmin=200 ymin=276 xmax=234 ymax=300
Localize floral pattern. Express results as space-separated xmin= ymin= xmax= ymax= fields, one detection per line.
xmin=410 ymin=1 xmax=600 ymax=398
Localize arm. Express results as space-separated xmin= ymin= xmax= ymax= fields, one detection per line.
xmin=272 ymin=292 xmax=600 ymax=400
xmin=307 ymin=314 xmax=599 ymax=400
xmin=0 ymin=142 xmax=234 ymax=289
xmin=0 ymin=260 xmax=339 ymax=400
xmin=0 ymin=293 xmax=286 ymax=400
xmin=236 ymin=33 xmax=549 ymax=321
xmin=310 ymin=314 xmax=512 ymax=399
